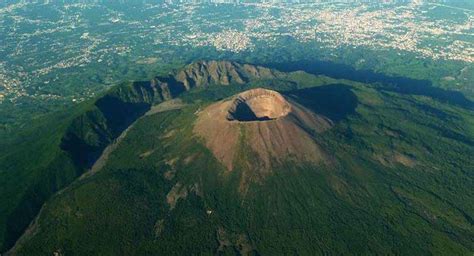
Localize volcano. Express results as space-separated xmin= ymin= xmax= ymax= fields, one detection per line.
xmin=7 ymin=61 xmax=473 ymax=256
xmin=194 ymin=88 xmax=333 ymax=172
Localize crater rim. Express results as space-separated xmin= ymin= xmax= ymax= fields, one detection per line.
xmin=226 ymin=88 xmax=291 ymax=122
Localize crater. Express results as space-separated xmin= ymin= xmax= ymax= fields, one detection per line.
xmin=194 ymin=87 xmax=333 ymax=172
xmin=227 ymin=88 xmax=291 ymax=122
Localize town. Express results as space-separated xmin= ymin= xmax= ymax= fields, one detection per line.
xmin=0 ymin=1 xmax=472 ymax=105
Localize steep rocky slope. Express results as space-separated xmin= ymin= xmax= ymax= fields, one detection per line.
xmin=152 ymin=60 xmax=281 ymax=98
xmin=174 ymin=60 xmax=280 ymax=89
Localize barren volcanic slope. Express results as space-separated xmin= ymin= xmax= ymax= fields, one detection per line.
xmin=194 ymin=88 xmax=332 ymax=175
xmin=3 ymin=61 xmax=474 ymax=255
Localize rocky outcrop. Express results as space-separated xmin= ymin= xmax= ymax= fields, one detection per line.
xmin=174 ymin=60 xmax=280 ymax=89
xmin=149 ymin=75 xmax=189 ymax=101
xmin=138 ymin=61 xmax=281 ymax=101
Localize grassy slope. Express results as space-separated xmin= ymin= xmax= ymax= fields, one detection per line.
xmin=0 ymin=81 xmax=160 ymax=252
xmin=11 ymin=75 xmax=474 ymax=255
xmin=0 ymin=102 xmax=91 ymax=251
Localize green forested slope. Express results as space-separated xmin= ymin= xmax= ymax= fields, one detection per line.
xmin=0 ymin=81 xmax=163 ymax=252
xmin=8 ymin=72 xmax=474 ymax=255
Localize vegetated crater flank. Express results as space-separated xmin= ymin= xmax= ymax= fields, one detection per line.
xmin=227 ymin=89 xmax=291 ymax=122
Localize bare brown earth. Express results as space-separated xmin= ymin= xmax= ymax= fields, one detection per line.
xmin=193 ymin=88 xmax=333 ymax=173
xmin=374 ymin=151 xmax=417 ymax=168
xmin=166 ymin=183 xmax=188 ymax=210
xmin=216 ymin=227 xmax=254 ymax=255
xmin=145 ymin=99 xmax=186 ymax=116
